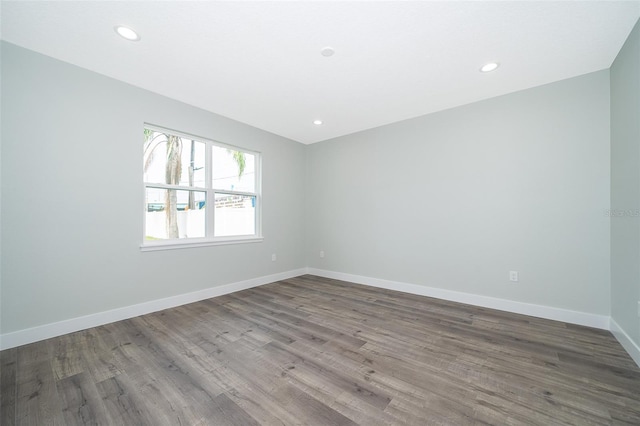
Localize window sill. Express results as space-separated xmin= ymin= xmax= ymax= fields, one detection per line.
xmin=140 ymin=236 xmax=264 ymax=252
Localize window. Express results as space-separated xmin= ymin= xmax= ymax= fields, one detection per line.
xmin=142 ymin=125 xmax=261 ymax=250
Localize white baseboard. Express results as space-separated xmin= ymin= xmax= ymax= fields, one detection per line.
xmin=0 ymin=268 xmax=307 ymax=350
xmin=307 ymin=268 xmax=611 ymax=330
xmin=3 ymin=266 xmax=630 ymax=367
xmin=610 ymin=318 xmax=640 ymax=367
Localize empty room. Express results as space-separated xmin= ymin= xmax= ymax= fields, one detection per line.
xmin=2 ymin=1 xmax=640 ymax=424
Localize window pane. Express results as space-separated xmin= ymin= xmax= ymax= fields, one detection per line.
xmin=214 ymin=193 xmax=255 ymax=237
xmin=212 ymin=146 xmax=255 ymax=192
xmin=144 ymin=130 xmax=205 ymax=187
xmin=145 ymin=188 xmax=206 ymax=240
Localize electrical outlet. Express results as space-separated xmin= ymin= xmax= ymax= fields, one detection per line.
xmin=509 ymin=271 xmax=519 ymax=282
xmin=271 ymin=253 xmax=277 ymax=262
xmin=320 ymin=250 xmax=325 ymax=258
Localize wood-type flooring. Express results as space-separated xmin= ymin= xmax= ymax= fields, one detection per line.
xmin=2 ymin=275 xmax=640 ymax=425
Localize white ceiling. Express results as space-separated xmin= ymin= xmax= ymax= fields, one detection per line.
xmin=2 ymin=1 xmax=639 ymax=144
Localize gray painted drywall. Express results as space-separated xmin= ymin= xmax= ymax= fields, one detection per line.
xmin=306 ymin=70 xmax=611 ymax=315
xmin=611 ymin=19 xmax=640 ymax=345
xmin=0 ymin=43 xmax=3 ymax=336
xmin=0 ymin=38 xmax=620 ymax=337
xmin=0 ymin=42 xmax=306 ymax=334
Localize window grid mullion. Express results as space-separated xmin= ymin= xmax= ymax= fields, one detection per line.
xmin=211 ymin=189 xmax=258 ymax=198
xmin=205 ymin=141 xmax=213 ymax=238
xmin=144 ymin=183 xmax=201 ymax=192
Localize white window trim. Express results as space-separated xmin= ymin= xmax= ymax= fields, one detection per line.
xmin=140 ymin=236 xmax=264 ymax=252
xmin=141 ymin=124 xmax=263 ymax=250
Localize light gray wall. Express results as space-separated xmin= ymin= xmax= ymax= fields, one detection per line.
xmin=307 ymin=70 xmax=611 ymax=315
xmin=0 ymin=39 xmax=619 ymax=337
xmin=0 ymin=42 xmax=306 ymax=334
xmin=611 ymin=19 xmax=640 ymax=345
xmin=0 ymin=43 xmax=3 ymax=336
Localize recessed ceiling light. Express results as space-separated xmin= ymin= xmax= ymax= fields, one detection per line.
xmin=480 ymin=62 xmax=499 ymax=73
xmin=115 ymin=26 xmax=140 ymax=41
xmin=313 ymin=120 xmax=323 ymax=125
xmin=320 ymin=47 xmax=335 ymax=57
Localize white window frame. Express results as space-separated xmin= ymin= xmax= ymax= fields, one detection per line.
xmin=141 ymin=124 xmax=262 ymax=251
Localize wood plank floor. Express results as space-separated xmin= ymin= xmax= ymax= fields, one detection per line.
xmin=2 ymin=275 xmax=640 ymax=425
